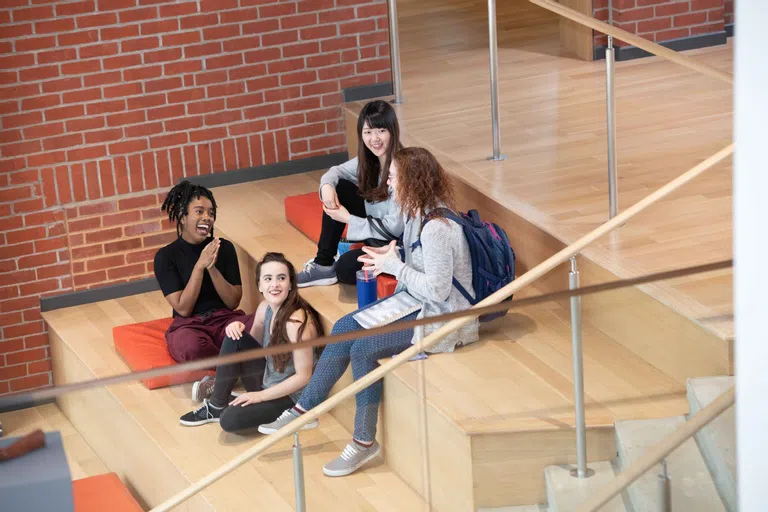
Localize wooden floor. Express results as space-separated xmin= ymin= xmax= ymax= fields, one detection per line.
xmin=366 ymin=0 xmax=734 ymax=341
xmin=0 ymin=403 xmax=108 ymax=481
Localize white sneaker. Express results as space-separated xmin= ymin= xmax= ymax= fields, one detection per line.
xmin=323 ymin=441 xmax=381 ymax=477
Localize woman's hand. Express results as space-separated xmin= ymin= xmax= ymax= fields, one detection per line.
xmin=320 ymin=184 xmax=340 ymax=210
xmin=357 ymin=240 xmax=397 ymax=275
xmin=225 ymin=321 xmax=246 ymax=340
xmin=323 ymin=203 xmax=350 ymax=224
xmin=195 ymin=238 xmax=220 ymax=271
xmin=230 ymin=391 xmax=262 ymax=407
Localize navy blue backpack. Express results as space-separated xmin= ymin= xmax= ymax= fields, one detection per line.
xmin=413 ymin=208 xmax=516 ymax=322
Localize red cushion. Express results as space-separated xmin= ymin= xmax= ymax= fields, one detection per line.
xmin=112 ymin=317 xmax=213 ymax=390
xmin=73 ymin=473 xmax=143 ymax=512
xmin=285 ymin=192 xmax=347 ymax=243
xmin=377 ymin=274 xmax=398 ymax=299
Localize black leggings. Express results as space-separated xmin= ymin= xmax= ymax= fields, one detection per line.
xmin=315 ymin=179 xmax=387 ymax=284
xmin=211 ymin=334 xmax=295 ymax=433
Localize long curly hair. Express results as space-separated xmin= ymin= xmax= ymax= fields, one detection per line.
xmin=356 ymin=100 xmax=403 ymax=202
xmin=160 ymin=180 xmax=217 ymax=238
xmin=256 ymin=252 xmax=324 ymax=373
xmin=392 ymin=147 xmax=455 ymax=219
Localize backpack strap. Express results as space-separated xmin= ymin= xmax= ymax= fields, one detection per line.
xmin=411 ymin=207 xmax=458 ymax=251
xmin=367 ymin=215 xmax=398 ymax=241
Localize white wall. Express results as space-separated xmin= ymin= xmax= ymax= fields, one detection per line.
xmin=734 ymin=1 xmax=768 ymax=509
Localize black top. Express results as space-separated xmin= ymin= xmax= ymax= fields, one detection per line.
xmin=153 ymin=237 xmax=242 ymax=317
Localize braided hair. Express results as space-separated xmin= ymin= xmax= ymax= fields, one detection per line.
xmin=160 ymin=181 xmax=218 ymax=238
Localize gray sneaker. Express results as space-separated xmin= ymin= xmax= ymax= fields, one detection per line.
xmin=297 ymin=260 xmax=337 ymax=288
xmin=257 ymin=408 xmax=319 ymax=434
xmin=323 ymin=441 xmax=381 ymax=477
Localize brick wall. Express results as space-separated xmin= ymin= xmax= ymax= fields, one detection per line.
xmin=724 ymin=0 xmax=733 ymax=26
xmin=0 ymin=0 xmax=392 ymax=395
xmin=594 ymin=0 xmax=727 ymax=47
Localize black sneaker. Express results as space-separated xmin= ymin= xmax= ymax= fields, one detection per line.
xmin=179 ymin=399 xmax=224 ymax=426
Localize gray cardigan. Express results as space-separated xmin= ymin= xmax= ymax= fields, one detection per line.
xmin=380 ymin=210 xmax=479 ymax=353
xmin=319 ymin=157 xmax=404 ymax=242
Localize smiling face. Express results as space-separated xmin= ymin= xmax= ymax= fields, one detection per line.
xmin=180 ymin=197 xmax=215 ymax=244
xmin=361 ymin=121 xmax=391 ymax=161
xmin=258 ymin=261 xmax=291 ymax=308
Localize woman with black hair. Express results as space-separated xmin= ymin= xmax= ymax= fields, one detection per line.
xmin=298 ymin=100 xmax=405 ymax=287
xmin=153 ymin=181 xmax=253 ymax=376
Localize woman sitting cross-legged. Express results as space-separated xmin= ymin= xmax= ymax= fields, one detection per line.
xmin=179 ymin=252 xmax=324 ymax=432
xmin=258 ymin=147 xmax=480 ymax=477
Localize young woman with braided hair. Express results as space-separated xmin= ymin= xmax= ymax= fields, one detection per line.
xmin=154 ymin=181 xmax=254 ymax=390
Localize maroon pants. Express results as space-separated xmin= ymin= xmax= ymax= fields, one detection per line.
xmin=165 ymin=309 xmax=254 ymax=362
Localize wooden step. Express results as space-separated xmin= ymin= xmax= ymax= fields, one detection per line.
xmin=42 ymin=295 xmax=425 ymax=511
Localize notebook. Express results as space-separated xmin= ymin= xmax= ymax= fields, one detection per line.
xmin=353 ymin=291 xmax=422 ymax=329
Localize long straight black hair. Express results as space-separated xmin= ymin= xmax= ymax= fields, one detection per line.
xmin=356 ymin=100 xmax=403 ymax=202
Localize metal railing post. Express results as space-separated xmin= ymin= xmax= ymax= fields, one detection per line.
xmin=569 ymin=256 xmax=592 ymax=479
xmin=487 ymin=0 xmax=506 ymax=161
xmin=606 ymin=36 xmax=618 ymax=218
xmin=659 ymin=458 xmax=672 ymax=511
xmin=388 ymin=0 xmax=404 ymax=104
xmin=293 ymin=433 xmax=307 ymax=512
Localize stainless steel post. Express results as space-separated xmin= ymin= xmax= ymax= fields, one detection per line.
xmin=606 ymin=36 xmax=618 ymax=218
xmin=487 ymin=0 xmax=506 ymax=161
xmin=569 ymin=256 xmax=591 ymax=478
xmin=659 ymin=458 xmax=672 ymax=511
xmin=293 ymin=433 xmax=307 ymax=512
xmin=388 ymin=0 xmax=404 ymax=104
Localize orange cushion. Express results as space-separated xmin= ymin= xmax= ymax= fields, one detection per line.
xmin=285 ymin=192 xmax=347 ymax=243
xmin=377 ymin=274 xmax=398 ymax=299
xmin=73 ymin=473 xmax=143 ymax=512
xmin=112 ymin=317 xmax=213 ymax=389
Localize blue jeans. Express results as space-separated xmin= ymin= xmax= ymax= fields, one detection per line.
xmin=297 ymin=298 xmax=419 ymax=441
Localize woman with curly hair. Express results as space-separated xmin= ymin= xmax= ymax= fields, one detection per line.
xmin=179 ymin=252 xmax=324 ymax=432
xmin=153 ymin=181 xmax=253 ymax=377
xmin=297 ymin=100 xmax=405 ymax=287
xmin=259 ymin=147 xmax=479 ymax=477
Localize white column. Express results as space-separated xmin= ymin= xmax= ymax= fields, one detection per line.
xmin=734 ymin=1 xmax=768 ymax=510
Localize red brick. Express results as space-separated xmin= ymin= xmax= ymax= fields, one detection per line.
xmin=260 ymin=2 xmax=296 ymax=18
xmin=144 ymin=76 xmax=181 ymax=93
xmin=28 ymin=359 xmax=53 ymax=375
xmin=189 ymin=127 xmax=227 ymax=143
xmin=124 ymin=221 xmax=160 ymax=237
xmin=357 ymin=3 xmax=387 ymax=18
xmin=6 ymin=226 xmax=46 ymax=245
xmin=147 ymin=104 xmax=185 ymax=121
xmin=102 ymin=210 xmax=141 ymax=227
xmin=638 ymin=17 xmax=672 ymax=32
xmin=180 ymin=13 xmax=218 ymax=30
xmin=319 ymin=7 xmax=355 ymax=23
xmin=207 ymin=82 xmax=245 ymax=98
xmin=308 ymin=53 xmax=342 ymax=69
xmin=356 ymin=57 xmax=389 ymax=73
xmin=37 ymin=263 xmax=70 ymax=280
xmin=205 ymin=53 xmax=243 ymax=70
xmin=10 ymin=374 xmax=51 ymax=392
xmin=162 ymin=31 xmax=200 ymax=48
xmin=0 ymin=84 xmax=39 ymax=102
xmin=103 ymin=83 xmax=142 ymax=100
xmin=674 ymin=11 xmax=708 ymax=26
xmin=73 ymin=270 xmax=106 ymax=287
xmin=63 ymin=88 xmax=103 ymax=104
xmin=0 ymin=101 xmax=19 ymax=116
xmin=67 ymin=116 xmax=106 ymax=132
xmin=119 ymin=6 xmax=158 ymax=23
xmin=187 ymin=98 xmax=225 ymax=115
xmin=15 ymin=35 xmax=56 ymax=52
xmin=85 ymin=227 xmax=122 ymax=244
xmin=56 ymin=0 xmax=95 ymax=16
xmin=265 ymin=86 xmax=301 ymax=103
xmin=0 ymin=129 xmax=22 ymax=144
xmin=22 ymin=308 xmax=42 ymax=323
xmin=0 ymin=22 xmax=32 ymax=38
xmin=121 ymin=36 xmax=159 ymax=53
xmin=3 ymin=140 xmax=42 ymax=157
xmin=101 ymin=25 xmax=140 ymax=40
xmin=655 ymin=27 xmax=690 ymax=40
xmin=242 ymin=18 xmax=280 ymax=35
xmin=281 ymin=70 xmax=319 ymax=86
xmin=24 ymin=333 xmax=49 ymax=349
xmin=71 ymin=244 xmax=103 ymax=260
xmin=359 ymin=31 xmax=388 ymax=46
xmin=13 ymin=6 xmax=54 ymax=22
xmin=118 ymin=194 xmax=156 ymax=211
xmin=107 ymin=263 xmax=146 ymax=280
xmin=196 ymin=143 xmax=212 ymax=173
xmin=86 ymin=99 xmax=125 ymax=115
xmin=263 ymin=30 xmax=298 ymax=46
xmin=339 ymin=19 xmax=376 ymax=35
xmin=3 ymin=111 xmax=42 ymax=129
xmin=301 ymin=25 xmax=337 ymax=40
xmin=104 ymin=237 xmax=142 ymax=253
xmin=86 ymin=254 xmax=125 ymax=271
xmin=103 ymin=54 xmax=143 ymax=70
xmin=125 ymin=121 xmax=163 ymax=137
xmin=148 ymin=132 xmax=187 ymax=149
xmin=83 ymin=128 xmax=124 ymax=145
xmin=0 ymin=364 xmax=27 ymax=381
xmin=10 ymin=170 xmax=37 ymax=186
xmin=655 ymin=2 xmax=690 ymax=16
xmin=321 ymin=36 xmax=358 ymax=52
xmin=159 ymin=2 xmax=198 ymax=17
xmin=165 ymin=116 xmax=203 ymax=133
xmin=109 ymin=139 xmax=147 ymax=155
xmin=24 ymin=209 xmax=63 ymax=227
xmin=77 ymin=12 xmax=118 ymax=29
xmin=19 ymin=65 xmax=60 ymax=82
xmin=126 ymin=92 xmax=165 ymax=109
xmin=61 ymin=58 xmax=102 ymax=76
xmin=164 ymin=60 xmax=203 ymax=77
xmin=141 ymin=19 xmax=178 ymax=35
xmin=45 ymin=104 xmax=84 ymax=122
xmin=184 ymin=41 xmax=222 ymax=59
xmin=692 ymin=21 xmax=724 ymax=34
xmin=0 ymin=296 xmax=38 ymax=314
xmin=0 ymin=334 xmax=24 ymax=353
xmin=99 ymin=160 xmax=116 ymax=198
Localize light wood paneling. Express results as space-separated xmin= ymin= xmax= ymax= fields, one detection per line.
xmin=559 ymin=0 xmax=594 ymax=61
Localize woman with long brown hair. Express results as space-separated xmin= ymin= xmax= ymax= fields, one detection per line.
xmin=179 ymin=252 xmax=324 ymax=433
xmin=259 ymin=148 xmax=479 ymax=477
xmin=298 ymin=100 xmax=405 ymax=287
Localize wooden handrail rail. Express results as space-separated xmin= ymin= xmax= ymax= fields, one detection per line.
xmin=577 ymin=386 xmax=735 ymax=511
xmin=529 ymin=0 xmax=733 ymax=85
xmin=150 ymin=143 xmax=733 ymax=512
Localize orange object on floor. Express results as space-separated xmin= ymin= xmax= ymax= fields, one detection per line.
xmin=377 ymin=274 xmax=398 ymax=299
xmin=112 ymin=317 xmax=214 ymax=390
xmin=284 ymin=192 xmax=348 ymax=243
xmin=72 ymin=473 xmax=143 ymax=512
